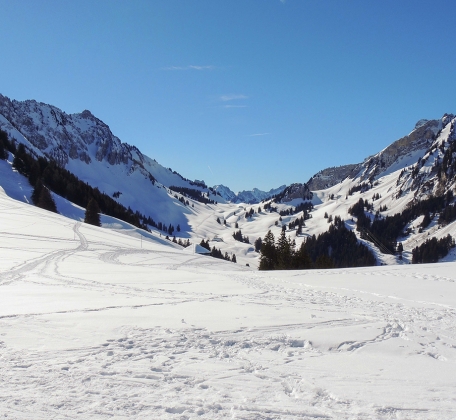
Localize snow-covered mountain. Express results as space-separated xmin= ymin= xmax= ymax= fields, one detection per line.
xmin=0 ymin=93 xmax=226 ymax=229
xmin=214 ymin=184 xmax=287 ymax=204
xmin=2 ymin=91 xmax=456 ymax=268
xmin=306 ymin=117 xmax=444 ymax=192
xmin=0 ymin=93 xmax=286 ymax=212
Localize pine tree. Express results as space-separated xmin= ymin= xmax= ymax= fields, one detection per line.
xmin=84 ymin=198 xmax=101 ymax=226
xmin=254 ymin=237 xmax=262 ymax=252
xmin=36 ymin=185 xmax=58 ymax=213
xmin=294 ymin=241 xmax=312 ymax=269
xmin=0 ymin=140 xmax=6 ymax=160
xmin=276 ymin=231 xmax=294 ymax=269
xmin=31 ymin=179 xmax=44 ymax=205
xmin=259 ymin=230 xmax=276 ymax=270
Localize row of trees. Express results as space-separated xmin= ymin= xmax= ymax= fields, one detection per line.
xmin=349 ymin=193 xmax=454 ymax=254
xmin=0 ymin=130 xmax=177 ymax=232
xmin=169 ymin=186 xmax=216 ymax=205
xmin=232 ymin=230 xmax=250 ymax=244
xmin=199 ymin=240 xmax=237 ymax=263
xmin=412 ymin=235 xmax=455 ymax=264
xmin=259 ymin=217 xmax=376 ymax=270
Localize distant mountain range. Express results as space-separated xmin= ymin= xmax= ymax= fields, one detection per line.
xmin=213 ymin=184 xmax=287 ymax=204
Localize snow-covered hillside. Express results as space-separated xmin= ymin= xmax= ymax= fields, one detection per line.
xmin=1 ymin=182 xmax=456 ymax=419
xmin=2 ymin=92 xmax=456 ymax=269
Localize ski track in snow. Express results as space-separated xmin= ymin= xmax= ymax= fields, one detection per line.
xmin=1 ymin=200 xmax=456 ymax=418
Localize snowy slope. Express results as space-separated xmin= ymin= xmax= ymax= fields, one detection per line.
xmin=2 ymin=91 xmax=456 ymax=269
xmin=0 ymin=93 xmax=225 ymax=227
xmin=3 ymin=112 xmax=456 ymax=270
xmin=1 ymin=185 xmax=456 ymax=418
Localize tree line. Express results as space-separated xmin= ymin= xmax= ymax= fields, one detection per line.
xmin=349 ymin=193 xmax=454 ymax=254
xmin=199 ymin=239 xmax=237 ymax=263
xmin=259 ymin=216 xmax=376 ymax=270
xmin=412 ymin=235 xmax=455 ymax=263
xmin=0 ymin=130 xmax=176 ymax=233
xmin=169 ymin=186 xmax=216 ymax=205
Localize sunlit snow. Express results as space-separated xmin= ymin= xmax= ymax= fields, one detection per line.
xmin=1 ymin=185 xmax=456 ymax=419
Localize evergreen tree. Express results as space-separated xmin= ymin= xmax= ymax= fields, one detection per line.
xmin=31 ymin=179 xmax=44 ymax=205
xmin=0 ymin=139 xmax=6 ymax=160
xmin=254 ymin=237 xmax=262 ymax=252
xmin=84 ymin=198 xmax=101 ymax=226
xmin=421 ymin=211 xmax=431 ymax=229
xmin=314 ymin=254 xmax=335 ymax=269
xmin=276 ymin=231 xmax=294 ymax=269
xmin=259 ymin=230 xmax=276 ymax=270
xmin=293 ymin=241 xmax=312 ymax=269
xmin=12 ymin=143 xmax=27 ymax=174
xmin=231 ymin=254 xmax=237 ymax=263
xmin=200 ymin=239 xmax=210 ymax=251
xmin=37 ymin=185 xmax=58 ymax=213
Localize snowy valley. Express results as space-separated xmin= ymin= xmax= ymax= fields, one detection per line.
xmin=1 ymin=169 xmax=456 ymax=419
xmin=1 ymin=94 xmax=456 ymax=418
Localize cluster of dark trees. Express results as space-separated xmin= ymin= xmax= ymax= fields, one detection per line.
xmin=259 ymin=217 xmax=376 ymax=270
xmin=295 ymin=201 xmax=314 ymax=214
xmin=155 ymin=222 xmax=179 ymax=235
xmin=174 ymin=194 xmax=191 ymax=206
xmin=263 ymin=202 xmax=275 ymax=211
xmin=263 ymin=201 xmax=313 ymax=218
xmin=438 ymin=204 xmax=456 ymax=225
xmin=84 ymin=198 xmax=101 ymax=226
xmin=167 ymin=168 xmax=207 ymax=189
xmin=0 ymin=130 xmax=177 ymax=233
xmin=169 ymin=186 xmax=215 ymax=205
xmin=412 ymin=235 xmax=455 ymax=264
xmin=232 ymin=230 xmax=250 ymax=243
xmin=171 ymin=236 xmax=191 ymax=247
xmin=31 ymin=179 xmax=58 ymax=213
xmin=199 ymin=239 xmax=236 ymax=263
xmin=0 ymin=130 xmax=11 ymax=159
xmin=348 ymin=182 xmax=371 ymax=196
xmin=348 ymin=193 xmax=454 ymax=255
xmin=254 ymin=237 xmax=262 ymax=252
xmin=288 ymin=215 xmax=306 ymax=233
xmin=244 ymin=207 xmax=255 ymax=218
xmin=437 ymin=134 xmax=456 ymax=180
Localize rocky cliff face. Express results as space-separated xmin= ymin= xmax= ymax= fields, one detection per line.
xmin=274 ymin=183 xmax=313 ymax=203
xmin=307 ymin=164 xmax=361 ymax=191
xmin=306 ymin=117 xmax=446 ymax=194
xmin=357 ymin=118 xmax=442 ymax=183
xmin=0 ymin=94 xmax=134 ymax=167
xmin=0 ymin=93 xmax=210 ymax=194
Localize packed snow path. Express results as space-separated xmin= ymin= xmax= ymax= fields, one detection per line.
xmin=1 ymin=193 xmax=456 ymax=419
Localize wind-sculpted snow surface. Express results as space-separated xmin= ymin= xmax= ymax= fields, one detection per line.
xmin=1 ymin=190 xmax=456 ymax=419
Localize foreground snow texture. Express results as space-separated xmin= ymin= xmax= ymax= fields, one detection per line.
xmin=1 ymin=193 xmax=456 ymax=419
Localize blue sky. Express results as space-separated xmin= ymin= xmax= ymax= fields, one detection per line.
xmin=1 ymin=0 xmax=456 ymax=192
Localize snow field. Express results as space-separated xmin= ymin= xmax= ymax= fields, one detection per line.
xmin=1 ymin=189 xmax=456 ymax=418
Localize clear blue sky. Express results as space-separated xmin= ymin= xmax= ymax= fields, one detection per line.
xmin=1 ymin=0 xmax=455 ymax=192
